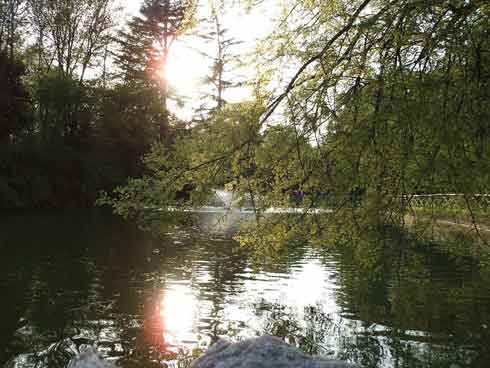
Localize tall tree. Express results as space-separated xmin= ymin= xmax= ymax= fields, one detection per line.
xmin=0 ymin=50 xmax=31 ymax=142
xmin=195 ymin=1 xmax=243 ymax=112
xmin=27 ymin=0 xmax=116 ymax=82
xmin=116 ymin=0 xmax=195 ymax=140
xmin=0 ymin=0 xmax=27 ymax=59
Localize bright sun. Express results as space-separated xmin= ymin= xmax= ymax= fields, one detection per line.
xmin=166 ymin=42 xmax=207 ymax=95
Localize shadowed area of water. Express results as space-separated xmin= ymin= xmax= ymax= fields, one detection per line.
xmin=0 ymin=210 xmax=489 ymax=368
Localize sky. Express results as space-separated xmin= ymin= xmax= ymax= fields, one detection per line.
xmin=120 ymin=0 xmax=280 ymax=119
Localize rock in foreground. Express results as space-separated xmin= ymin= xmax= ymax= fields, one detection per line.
xmin=68 ymin=349 xmax=115 ymax=368
xmin=192 ymin=336 xmax=354 ymax=368
xmin=69 ymin=336 xmax=354 ymax=368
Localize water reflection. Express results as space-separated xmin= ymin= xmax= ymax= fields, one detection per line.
xmin=160 ymin=287 xmax=200 ymax=349
xmin=0 ymin=210 xmax=489 ymax=367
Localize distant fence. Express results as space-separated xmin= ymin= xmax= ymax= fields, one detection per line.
xmin=404 ymin=194 xmax=490 ymax=210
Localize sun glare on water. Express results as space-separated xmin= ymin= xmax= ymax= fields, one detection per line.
xmin=159 ymin=286 xmax=198 ymax=347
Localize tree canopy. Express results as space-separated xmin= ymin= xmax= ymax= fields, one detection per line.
xmin=1 ymin=0 xmax=489 ymax=250
xmin=103 ymin=0 xmax=490 ymax=251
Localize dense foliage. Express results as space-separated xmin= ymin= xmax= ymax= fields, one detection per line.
xmin=102 ymin=0 xmax=490 ymax=253
xmin=2 ymin=0 xmax=489 ymax=251
xmin=0 ymin=0 xmax=193 ymax=208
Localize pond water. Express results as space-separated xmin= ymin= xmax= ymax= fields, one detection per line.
xmin=1 ymin=210 xmax=489 ymax=368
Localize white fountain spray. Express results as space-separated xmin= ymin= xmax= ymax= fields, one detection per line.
xmin=213 ymin=189 xmax=234 ymax=209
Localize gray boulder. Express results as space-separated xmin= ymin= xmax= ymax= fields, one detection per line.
xmin=192 ymin=336 xmax=354 ymax=368
xmin=68 ymin=348 xmax=115 ymax=368
xmin=67 ymin=336 xmax=354 ymax=368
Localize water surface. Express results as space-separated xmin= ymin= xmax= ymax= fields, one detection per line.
xmin=1 ymin=210 xmax=489 ymax=367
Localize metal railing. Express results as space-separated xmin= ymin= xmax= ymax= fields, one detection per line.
xmin=404 ymin=194 xmax=490 ymax=210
